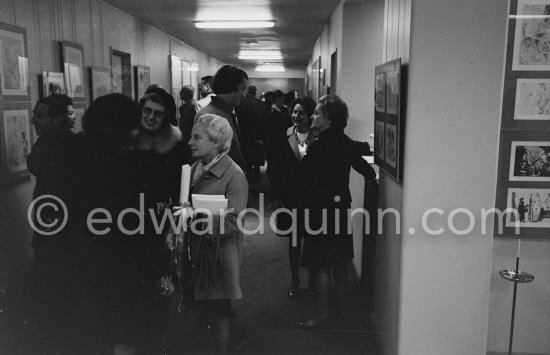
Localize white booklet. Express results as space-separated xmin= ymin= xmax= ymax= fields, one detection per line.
xmin=191 ymin=194 xmax=228 ymax=214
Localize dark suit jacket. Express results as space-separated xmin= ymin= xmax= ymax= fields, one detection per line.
xmin=301 ymin=128 xmax=376 ymax=234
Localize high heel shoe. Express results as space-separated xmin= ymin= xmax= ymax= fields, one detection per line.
xmin=288 ymin=278 xmax=299 ymax=298
xmin=288 ymin=288 xmax=297 ymax=298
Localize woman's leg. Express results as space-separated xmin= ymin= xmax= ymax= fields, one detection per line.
xmin=288 ymin=235 xmax=301 ymax=292
xmin=332 ymin=263 xmax=348 ymax=315
xmin=314 ymin=267 xmax=331 ymax=323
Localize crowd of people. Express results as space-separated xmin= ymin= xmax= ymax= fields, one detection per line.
xmin=26 ymin=63 xmax=376 ymax=354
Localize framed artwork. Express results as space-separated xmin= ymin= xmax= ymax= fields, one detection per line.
xmin=41 ymin=71 xmax=65 ymax=97
xmin=375 ymin=73 xmax=386 ymax=113
xmin=110 ymin=48 xmax=132 ymax=99
xmin=374 ymin=58 xmax=403 ymax=181
xmin=134 ymin=65 xmax=150 ymax=100
xmin=170 ymin=55 xmax=185 ymax=119
xmin=495 ymin=131 xmax=550 ymax=237
xmin=375 ymin=121 xmax=385 ymax=160
xmin=0 ymin=23 xmax=29 ymax=100
xmin=514 ymin=78 xmax=550 ymax=120
xmin=505 ymin=188 xmax=550 ymax=228
xmin=60 ymin=41 xmax=85 ymax=101
xmin=0 ymin=103 xmax=32 ymax=183
xmin=90 ymin=66 xmax=112 ymax=100
xmin=72 ymin=103 xmax=86 ymax=133
xmin=512 ymin=0 xmax=550 ymax=71
xmin=311 ymin=57 xmax=321 ymax=101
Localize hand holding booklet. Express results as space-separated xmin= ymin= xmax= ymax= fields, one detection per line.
xmin=191 ymin=194 xmax=228 ymax=214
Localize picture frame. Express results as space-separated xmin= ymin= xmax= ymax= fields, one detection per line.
xmin=0 ymin=102 xmax=32 ymax=183
xmin=311 ymin=57 xmax=321 ymax=101
xmin=511 ymin=0 xmax=550 ymax=71
xmin=89 ymin=66 xmax=112 ymax=100
xmin=0 ymin=22 xmax=29 ymax=100
xmin=41 ymin=71 xmax=65 ymax=97
xmin=60 ymin=41 xmax=85 ymax=101
xmin=374 ymin=58 xmax=403 ymax=181
xmin=495 ymin=131 xmax=550 ymax=237
xmin=110 ymin=48 xmax=132 ymax=99
xmin=134 ymin=65 xmax=150 ymax=100
xmin=513 ymin=78 xmax=550 ymax=120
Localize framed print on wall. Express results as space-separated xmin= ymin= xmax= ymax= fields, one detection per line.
xmin=374 ymin=58 xmax=403 ymax=181
xmin=134 ymin=65 xmax=150 ymax=100
xmin=512 ymin=0 xmax=550 ymax=71
xmin=110 ymin=48 xmax=132 ymax=99
xmin=0 ymin=102 xmax=32 ymax=183
xmin=41 ymin=71 xmax=65 ymax=97
xmin=90 ymin=66 xmax=112 ymax=100
xmin=60 ymin=41 xmax=85 ymax=101
xmin=0 ymin=23 xmax=29 ymax=100
xmin=495 ymin=131 xmax=550 ymax=237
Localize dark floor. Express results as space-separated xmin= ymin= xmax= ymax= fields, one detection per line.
xmin=0 ymin=171 xmax=381 ymax=354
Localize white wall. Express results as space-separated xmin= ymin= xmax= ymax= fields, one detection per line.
xmin=397 ymin=0 xmax=506 ymax=353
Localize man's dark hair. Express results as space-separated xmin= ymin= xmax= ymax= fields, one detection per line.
xmin=212 ymin=65 xmax=248 ymax=95
xmin=200 ymin=76 xmax=213 ymax=86
xmin=36 ymin=93 xmax=72 ymax=128
xmin=247 ymin=85 xmax=257 ymax=96
xmin=82 ymin=93 xmax=140 ymax=146
xmin=180 ymin=85 xmax=195 ymax=101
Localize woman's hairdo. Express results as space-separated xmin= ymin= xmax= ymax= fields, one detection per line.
xmin=290 ymin=96 xmax=316 ymax=117
xmin=318 ymin=94 xmax=349 ymax=130
xmin=194 ymin=114 xmax=233 ymax=153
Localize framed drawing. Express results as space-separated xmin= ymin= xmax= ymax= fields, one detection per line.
xmin=0 ymin=23 xmax=29 ymax=100
xmin=311 ymin=57 xmax=321 ymax=101
xmin=512 ymin=0 xmax=550 ymax=71
xmin=0 ymin=102 xmax=32 ymax=183
xmin=41 ymin=71 xmax=65 ymax=97
xmin=110 ymin=48 xmax=132 ymax=99
xmin=495 ymin=131 xmax=550 ymax=237
xmin=60 ymin=41 xmax=85 ymax=101
xmin=514 ymin=78 xmax=550 ymax=120
xmin=374 ymin=58 xmax=403 ymax=181
xmin=134 ymin=65 xmax=150 ymax=100
xmin=90 ymin=66 xmax=112 ymax=100
xmin=170 ymin=55 xmax=184 ymax=120
xmin=375 ymin=73 xmax=386 ymax=113
xmin=72 ymin=103 xmax=86 ymax=134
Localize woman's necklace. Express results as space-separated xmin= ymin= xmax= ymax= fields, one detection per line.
xmin=296 ymin=130 xmax=309 ymax=146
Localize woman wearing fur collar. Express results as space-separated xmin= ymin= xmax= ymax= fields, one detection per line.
xmin=131 ymin=91 xmax=191 ymax=348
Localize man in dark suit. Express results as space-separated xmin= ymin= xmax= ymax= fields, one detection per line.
xmin=238 ymin=85 xmax=264 ymax=180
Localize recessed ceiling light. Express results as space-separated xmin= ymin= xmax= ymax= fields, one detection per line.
xmin=195 ymin=20 xmax=275 ymax=29
xmin=255 ymin=64 xmax=285 ymax=72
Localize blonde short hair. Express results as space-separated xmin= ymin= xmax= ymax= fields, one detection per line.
xmin=194 ymin=114 xmax=233 ymax=153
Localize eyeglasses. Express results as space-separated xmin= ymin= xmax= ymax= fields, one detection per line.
xmin=141 ymin=107 xmax=166 ymax=119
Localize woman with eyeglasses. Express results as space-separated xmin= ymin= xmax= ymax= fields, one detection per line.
xmin=127 ymin=90 xmax=192 ymax=349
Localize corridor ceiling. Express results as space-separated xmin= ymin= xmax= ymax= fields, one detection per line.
xmin=102 ymin=0 xmax=341 ymax=71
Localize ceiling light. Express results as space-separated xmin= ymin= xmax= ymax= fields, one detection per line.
xmin=238 ymin=50 xmax=282 ymax=60
xmin=255 ymin=64 xmax=285 ymax=72
xmin=195 ymin=20 xmax=275 ymax=29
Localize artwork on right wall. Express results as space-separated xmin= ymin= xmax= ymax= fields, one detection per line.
xmin=374 ymin=58 xmax=403 ymax=182
xmin=495 ymin=0 xmax=550 ymax=238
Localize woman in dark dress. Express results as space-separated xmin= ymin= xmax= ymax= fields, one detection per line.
xmin=269 ymin=96 xmax=316 ymax=298
xmin=300 ymin=95 xmax=376 ymax=328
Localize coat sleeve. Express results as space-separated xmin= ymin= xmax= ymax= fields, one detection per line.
xmin=221 ymin=168 xmax=249 ymax=239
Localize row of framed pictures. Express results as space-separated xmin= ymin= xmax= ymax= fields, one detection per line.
xmin=374 ymin=58 xmax=403 ymax=182
xmin=495 ymin=0 xmax=550 ymax=238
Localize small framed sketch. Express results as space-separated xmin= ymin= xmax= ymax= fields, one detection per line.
xmin=514 ymin=78 xmax=550 ymax=120
xmin=60 ymin=41 xmax=85 ymax=101
xmin=509 ymin=141 xmax=550 ymax=181
xmin=90 ymin=66 xmax=112 ymax=100
xmin=110 ymin=48 xmax=132 ymax=99
xmin=505 ymin=188 xmax=550 ymax=228
xmin=0 ymin=102 xmax=32 ymax=183
xmin=512 ymin=0 xmax=550 ymax=71
xmin=374 ymin=58 xmax=403 ymax=181
xmin=134 ymin=65 xmax=150 ymax=100
xmin=375 ymin=73 xmax=386 ymax=113
xmin=0 ymin=23 xmax=29 ymax=100
xmin=41 ymin=71 xmax=65 ymax=97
